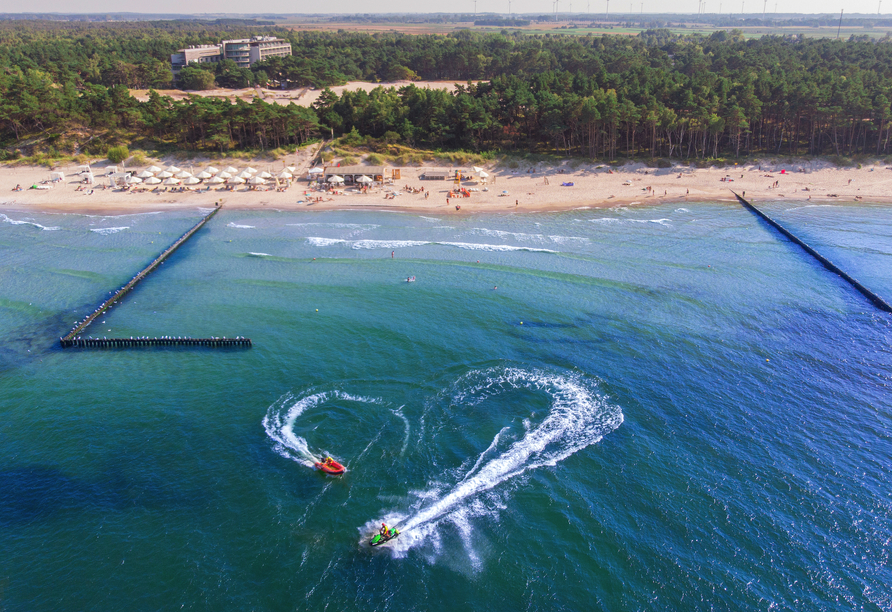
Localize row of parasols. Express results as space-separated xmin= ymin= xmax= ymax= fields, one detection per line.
xmin=127 ymin=165 xmax=297 ymax=186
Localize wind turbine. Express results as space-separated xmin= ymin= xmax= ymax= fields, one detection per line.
xmin=606 ymin=0 xmax=610 ymax=19
xmin=763 ymin=0 xmax=767 ymax=15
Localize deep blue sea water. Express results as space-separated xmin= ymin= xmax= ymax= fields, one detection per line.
xmin=1 ymin=201 xmax=890 ymax=611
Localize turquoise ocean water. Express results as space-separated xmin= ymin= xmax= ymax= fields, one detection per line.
xmin=1 ymin=201 xmax=890 ymax=610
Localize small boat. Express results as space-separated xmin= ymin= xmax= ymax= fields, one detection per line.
xmin=314 ymin=457 xmax=345 ymax=475
xmin=407 ymin=276 xmax=416 ymax=283
xmin=370 ymin=527 xmax=400 ymax=546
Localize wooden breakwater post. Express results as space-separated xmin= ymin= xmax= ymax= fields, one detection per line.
xmin=732 ymin=191 xmax=892 ymax=314
xmin=60 ymin=205 xmax=251 ymax=348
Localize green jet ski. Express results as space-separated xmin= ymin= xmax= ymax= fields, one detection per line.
xmin=370 ymin=526 xmax=399 ymax=546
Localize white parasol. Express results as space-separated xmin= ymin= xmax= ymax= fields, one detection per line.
xmin=205 ymin=166 xmax=219 ymax=174
xmin=245 ymin=167 xmax=257 ymax=174
xmin=144 ymin=177 xmax=162 ymax=185
xmin=163 ymin=177 xmax=181 ymax=185
xmin=195 ymin=171 xmax=213 ymax=179
xmin=356 ymin=175 xmax=373 ymax=183
xmin=237 ymin=171 xmax=253 ymax=179
xmin=327 ymin=175 xmax=344 ymax=183
xmin=146 ymin=165 xmax=162 ymax=173
xmin=157 ymin=171 xmax=173 ymax=178
xmin=224 ymin=166 xmax=239 ymax=174
xmin=248 ymin=177 xmax=266 ymax=185
xmin=137 ymin=170 xmax=155 ymax=178
xmin=228 ymin=176 xmax=246 ymax=184
xmin=128 ymin=176 xmax=143 ymax=184
xmin=207 ymin=176 xmax=225 ymax=184
xmin=165 ymin=165 xmax=181 ymax=173
xmin=184 ymin=177 xmax=201 ymax=185
xmin=478 ymin=170 xmax=489 ymax=178
xmin=308 ymin=167 xmax=324 ymax=174
xmin=472 ymin=166 xmax=484 ymax=173
xmin=258 ymin=171 xmax=273 ymax=178
xmin=285 ymin=166 xmax=296 ymax=172
xmin=277 ymin=171 xmax=293 ymax=179
xmin=175 ymin=171 xmax=193 ymax=179
xmin=217 ymin=171 xmax=232 ymax=179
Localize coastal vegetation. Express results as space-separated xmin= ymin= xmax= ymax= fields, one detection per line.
xmin=1 ymin=20 xmax=891 ymax=163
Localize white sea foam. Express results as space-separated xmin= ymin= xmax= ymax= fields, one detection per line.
xmin=248 ymin=252 xmax=272 ymax=257
xmin=418 ymin=216 xmax=440 ymax=223
xmin=352 ymin=239 xmax=430 ymax=250
xmin=675 ymin=208 xmax=691 ymax=213
xmin=287 ymin=222 xmax=378 ymax=231
xmin=0 ymin=214 xmax=59 ymax=231
xmin=371 ymin=367 xmax=623 ymax=561
xmin=227 ymin=222 xmax=255 ymax=229
xmin=90 ymin=226 xmax=129 ymax=235
xmin=306 ymin=237 xmax=348 ymax=247
xmin=589 ymin=217 xmax=671 ymax=226
xmin=263 ymin=390 xmax=381 ymax=468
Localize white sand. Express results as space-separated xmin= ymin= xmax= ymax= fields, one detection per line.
xmin=4 ymin=157 xmax=892 ymax=216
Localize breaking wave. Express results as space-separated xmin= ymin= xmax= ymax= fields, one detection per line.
xmin=90 ymin=226 xmax=129 ymax=235
xmin=304 ymin=237 xmax=557 ymax=253
xmin=0 ymin=214 xmax=59 ymax=231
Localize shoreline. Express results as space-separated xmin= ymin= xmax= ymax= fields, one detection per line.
xmin=3 ymin=159 xmax=891 ymax=217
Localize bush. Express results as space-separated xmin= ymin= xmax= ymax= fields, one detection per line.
xmin=128 ymin=150 xmax=148 ymax=166
xmin=107 ymin=146 xmax=129 ymax=163
xmin=366 ymin=153 xmax=384 ymax=165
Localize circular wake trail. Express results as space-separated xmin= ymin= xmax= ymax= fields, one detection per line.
xmin=398 ymin=368 xmax=623 ymax=534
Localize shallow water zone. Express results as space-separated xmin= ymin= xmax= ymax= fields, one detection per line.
xmin=1 ymin=202 xmax=891 ymax=610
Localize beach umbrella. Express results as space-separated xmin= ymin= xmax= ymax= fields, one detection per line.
xmin=217 ymin=171 xmax=232 ymax=179
xmin=258 ymin=171 xmax=273 ymax=178
xmin=327 ymin=175 xmax=344 ymax=183
xmin=228 ymin=176 xmax=246 ymax=184
xmin=472 ymin=166 xmax=484 ymax=173
xmin=277 ymin=171 xmax=293 ymax=179
xmin=184 ymin=177 xmax=201 ymax=185
xmin=245 ymin=167 xmax=257 ymax=174
xmin=224 ymin=166 xmax=239 ymax=174
xmin=195 ymin=171 xmax=213 ymax=179
xmin=248 ymin=177 xmax=266 ymax=185
xmin=175 ymin=170 xmax=193 ymax=179
xmin=163 ymin=177 xmax=181 ymax=185
xmin=146 ymin=165 xmax=162 ymax=173
xmin=308 ymin=167 xmax=324 ymax=174
xmin=128 ymin=176 xmax=143 ymax=184
xmin=207 ymin=176 xmax=225 ymax=184
xmin=285 ymin=166 xmax=296 ymax=172
xmin=137 ymin=170 xmax=155 ymax=178
xmin=478 ymin=170 xmax=489 ymax=178
xmin=205 ymin=166 xmax=219 ymax=174
xmin=157 ymin=171 xmax=173 ymax=178
xmin=165 ymin=165 xmax=181 ymax=173
xmin=237 ymin=171 xmax=253 ymax=179
xmin=144 ymin=177 xmax=162 ymax=185
xmin=356 ymin=175 xmax=373 ymax=183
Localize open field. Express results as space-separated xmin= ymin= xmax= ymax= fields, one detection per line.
xmin=277 ymin=19 xmax=892 ymax=39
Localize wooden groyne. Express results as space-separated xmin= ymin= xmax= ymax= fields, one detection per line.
xmin=60 ymin=205 xmax=251 ymax=348
xmin=60 ymin=337 xmax=251 ymax=348
xmin=732 ymin=191 xmax=892 ymax=314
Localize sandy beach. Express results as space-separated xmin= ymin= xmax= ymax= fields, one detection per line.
xmin=3 ymin=156 xmax=892 ymax=216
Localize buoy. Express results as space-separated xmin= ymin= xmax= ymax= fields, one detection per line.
xmin=316 ymin=309 xmax=318 ymax=311
xmin=520 ymin=321 xmax=523 ymax=325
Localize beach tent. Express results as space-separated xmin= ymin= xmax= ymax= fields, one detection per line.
xmin=205 ymin=166 xmax=219 ymax=174
xmin=157 ymin=171 xmax=174 ymax=178
xmin=308 ymin=167 xmax=324 ymax=174
xmin=327 ymin=175 xmax=344 ymax=183
xmin=277 ymin=171 xmax=293 ymax=179
xmin=175 ymin=171 xmax=193 ymax=179
xmin=217 ymin=171 xmax=232 ymax=179
xmin=146 ymin=165 xmax=162 ymax=173
xmin=228 ymin=176 xmax=246 ymax=184
xmin=105 ymin=166 xmax=118 ymax=174
xmin=144 ymin=177 xmax=162 ymax=185
xmin=207 ymin=176 xmax=225 ymax=184
xmin=195 ymin=171 xmax=213 ymax=179
xmin=248 ymin=177 xmax=266 ymax=185
xmin=258 ymin=171 xmax=273 ymax=178
xmin=223 ymin=166 xmax=239 ymax=174
xmin=137 ymin=170 xmax=155 ymax=178
xmin=50 ymin=171 xmax=65 ymax=182
xmin=356 ymin=175 xmax=373 ymax=183
xmin=184 ymin=177 xmax=201 ymax=185
xmin=165 ymin=165 xmax=181 ymax=173
xmin=163 ymin=177 xmax=181 ymax=185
